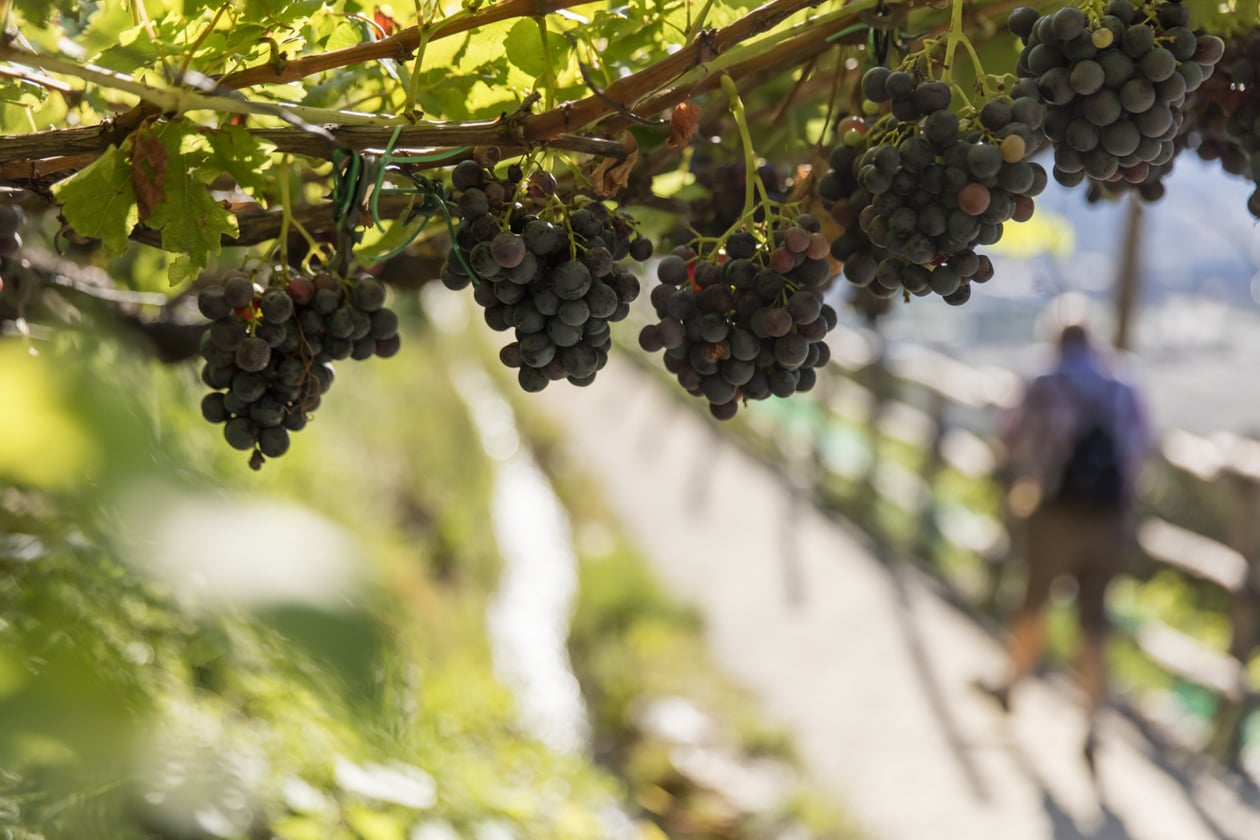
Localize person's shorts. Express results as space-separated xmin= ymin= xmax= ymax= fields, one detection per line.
xmin=1020 ymin=501 xmax=1127 ymax=634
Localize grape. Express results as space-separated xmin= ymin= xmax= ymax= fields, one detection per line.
xmin=451 ymin=160 xmax=485 ymax=191
xmin=258 ymin=426 xmax=290 ymax=458
xmin=0 ymin=204 xmax=23 ymax=237
xmin=348 ymin=277 xmax=386 ymax=312
xmin=224 ymin=417 xmax=259 ymax=451
xmin=639 ymin=223 xmax=835 ymax=419
xmin=821 ymin=70 xmax=1045 ymax=305
xmin=1012 ymin=0 xmax=1225 ymax=200
xmin=223 ymin=273 xmax=256 ymax=308
xmin=201 ymin=392 xmax=229 ymax=423
xmin=491 ymin=231 xmax=527 ymax=269
xmin=197 ymin=271 xmax=400 ymax=468
xmin=958 ymin=183 xmax=992 ymax=215
xmin=198 ymin=285 xmax=233 ymax=320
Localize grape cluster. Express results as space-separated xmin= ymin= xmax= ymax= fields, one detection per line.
xmin=638 ymin=217 xmax=836 ymax=420
xmin=440 ymin=160 xmax=652 ymax=391
xmin=197 ymin=271 xmax=400 ymax=468
xmin=821 ymin=70 xmax=1045 ymax=305
xmin=1186 ymin=32 xmax=1260 ymax=215
xmin=1009 ymin=1 xmax=1224 ymax=201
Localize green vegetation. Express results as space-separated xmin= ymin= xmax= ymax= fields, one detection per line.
xmin=0 ymin=327 xmax=628 ymax=838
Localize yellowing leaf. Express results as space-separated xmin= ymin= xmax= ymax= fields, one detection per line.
xmin=52 ymin=144 xmax=138 ymax=255
xmin=146 ymin=120 xmax=239 ymax=285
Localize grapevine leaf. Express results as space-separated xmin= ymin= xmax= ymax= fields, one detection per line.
xmin=325 ymin=19 xmax=363 ymax=52
xmin=203 ymin=125 xmax=272 ymax=198
xmin=505 ymin=20 xmax=546 ymax=78
xmin=52 ymin=145 xmax=138 ymax=256
xmin=373 ymin=7 xmax=399 ymax=36
xmin=243 ymin=0 xmax=322 ymax=26
xmin=589 ymin=133 xmax=639 ymax=197
xmin=130 ymin=129 xmax=168 ymax=222
xmin=0 ymin=80 xmax=45 ymax=108
xmin=146 ymin=121 xmax=238 ymax=286
xmin=13 ymin=0 xmax=78 ymax=25
xmin=666 ymin=102 xmax=701 ymax=149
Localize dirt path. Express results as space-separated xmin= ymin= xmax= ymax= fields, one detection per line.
xmin=538 ymin=356 xmax=1260 ymax=840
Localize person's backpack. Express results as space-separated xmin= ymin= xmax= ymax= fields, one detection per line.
xmin=1052 ymin=393 xmax=1124 ymax=510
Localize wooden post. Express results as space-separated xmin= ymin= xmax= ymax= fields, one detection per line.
xmin=857 ymin=339 xmax=891 ymax=535
xmin=915 ymin=388 xmax=948 ymax=565
xmin=1113 ymin=192 xmax=1143 ymax=352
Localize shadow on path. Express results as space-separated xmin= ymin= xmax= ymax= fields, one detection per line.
xmin=880 ymin=538 xmax=993 ymax=803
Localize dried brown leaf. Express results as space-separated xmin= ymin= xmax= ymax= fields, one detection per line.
xmin=666 ymin=102 xmax=701 ymax=149
xmin=589 ymin=133 xmax=638 ymax=197
xmin=130 ymin=129 xmax=167 ymax=223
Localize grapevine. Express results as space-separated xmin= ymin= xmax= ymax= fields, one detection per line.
xmin=0 ymin=0 xmax=1255 ymax=465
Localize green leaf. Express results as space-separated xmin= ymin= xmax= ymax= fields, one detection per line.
xmin=203 ymin=125 xmax=272 ymax=198
xmin=52 ymin=145 xmax=138 ymax=256
xmin=244 ymin=0 xmax=323 ymax=27
xmin=325 ymin=19 xmax=363 ymax=52
xmin=0 ymin=80 xmax=46 ymax=108
xmin=12 ymin=0 xmax=77 ymax=26
xmin=505 ymin=19 xmax=546 ymax=78
xmin=146 ymin=121 xmax=239 ymax=285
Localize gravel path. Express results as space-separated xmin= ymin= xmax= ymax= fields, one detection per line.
xmin=537 ymin=355 xmax=1260 ymax=840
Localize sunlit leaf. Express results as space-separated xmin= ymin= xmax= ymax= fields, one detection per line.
xmin=202 ymin=124 xmax=273 ymax=198
xmin=326 ymin=19 xmax=364 ymax=52
xmin=53 ymin=144 xmax=138 ymax=256
xmin=12 ymin=0 xmax=78 ymax=25
xmin=505 ymin=19 xmax=547 ymax=78
xmin=0 ymin=79 xmax=46 ymax=108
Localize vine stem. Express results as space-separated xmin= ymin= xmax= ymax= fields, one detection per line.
xmin=0 ymin=48 xmax=405 ymax=129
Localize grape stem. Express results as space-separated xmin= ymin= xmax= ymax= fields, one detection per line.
xmin=277 ymin=157 xmax=327 ymax=275
xmin=536 ymin=17 xmax=558 ymax=113
xmin=403 ymin=25 xmax=431 ymax=121
xmin=720 ymin=73 xmax=777 ymax=239
xmin=940 ymin=0 xmax=992 ymax=98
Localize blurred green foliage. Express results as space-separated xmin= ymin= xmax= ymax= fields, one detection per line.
xmin=0 ymin=326 xmax=631 ymax=838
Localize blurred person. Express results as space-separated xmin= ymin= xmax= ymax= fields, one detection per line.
xmin=980 ymin=323 xmax=1151 ymax=769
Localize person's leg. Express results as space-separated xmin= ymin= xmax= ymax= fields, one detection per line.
xmin=1074 ymin=511 xmax=1124 ymax=771
xmin=1009 ymin=605 xmax=1050 ymax=683
xmin=981 ymin=507 xmax=1058 ymax=709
